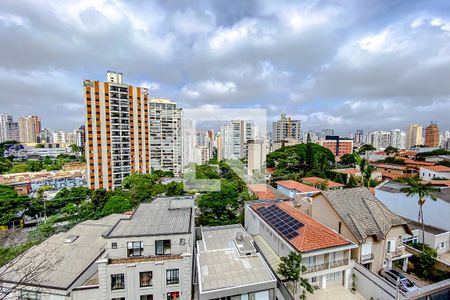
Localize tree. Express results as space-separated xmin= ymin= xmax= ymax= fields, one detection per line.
xmin=0 ymin=186 xmax=27 ymax=226
xmin=355 ymin=157 xmax=374 ymax=188
xmin=384 ymin=146 xmax=398 ymax=155
xmin=91 ymin=189 xmax=108 ymax=209
xmin=102 ymin=194 xmax=132 ymax=215
xmin=340 ymin=153 xmax=356 ymax=166
xmin=357 ymin=144 xmax=376 ymax=154
xmin=305 ymin=134 xmax=314 ymax=171
xmin=277 ymin=252 xmax=314 ymax=300
xmin=165 ymin=181 xmax=184 ymax=196
xmin=316 ymin=180 xmax=329 ymax=191
xmin=401 ymin=178 xmax=438 ymax=252
xmin=35 ymin=144 xmax=45 ymax=148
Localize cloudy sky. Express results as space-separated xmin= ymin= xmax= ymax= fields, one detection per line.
xmin=1 ymin=0 xmax=450 ymax=135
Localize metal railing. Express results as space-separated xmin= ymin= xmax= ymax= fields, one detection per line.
xmin=304 ymin=258 xmax=350 ymax=274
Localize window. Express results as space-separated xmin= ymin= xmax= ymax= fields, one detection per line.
xmin=166 ymin=269 xmax=179 ymax=285
xmin=112 ymin=242 xmax=117 ymax=249
xmin=338 ymin=221 xmax=342 ymax=234
xmin=156 ymin=240 xmax=171 ymax=255
xmin=179 ymin=238 xmax=186 ymax=245
xmin=112 ymin=298 xmax=125 ymax=300
xmin=111 ymin=273 xmax=125 ymax=290
xmin=140 ymin=271 xmax=153 ymax=287
xmin=19 ymin=291 xmax=42 ymax=300
xmin=167 ymin=292 xmax=180 ymax=300
xmin=127 ymin=241 xmax=143 ymax=257
xmin=441 ymin=242 xmax=447 ymax=249
xmin=140 ymin=295 xmax=153 ymax=300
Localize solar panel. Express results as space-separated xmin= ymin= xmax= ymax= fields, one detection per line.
xmin=256 ymin=205 xmax=303 ymax=240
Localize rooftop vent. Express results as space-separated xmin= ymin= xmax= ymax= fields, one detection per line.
xmin=64 ymin=235 xmax=79 ymax=244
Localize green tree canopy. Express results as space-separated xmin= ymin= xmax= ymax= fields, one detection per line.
xmin=358 ymin=144 xmax=376 ymax=154
xmin=102 ymin=194 xmax=133 ymax=215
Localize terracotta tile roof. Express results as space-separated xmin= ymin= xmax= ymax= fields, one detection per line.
xmin=421 ymin=165 xmax=450 ymax=172
xmin=335 ymin=168 xmax=360 ymax=175
xmin=265 ymin=168 xmax=275 ymax=175
xmin=398 ymin=158 xmax=435 ymax=166
xmin=301 ymin=177 xmax=345 ymax=189
xmin=379 ymin=171 xmax=404 ymax=180
xmin=247 ymin=184 xmax=289 ymax=200
xmin=251 ymin=202 xmax=352 ymax=252
xmin=420 ymin=180 xmax=450 ymax=186
xmin=276 ymin=180 xmax=320 ymax=193
xmin=399 ymin=151 xmax=417 ymax=157
xmin=375 ymin=164 xmax=407 ymax=171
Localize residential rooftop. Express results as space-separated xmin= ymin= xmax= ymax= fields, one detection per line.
xmin=197 ymin=225 xmax=276 ymax=293
xmin=421 ymin=165 xmax=450 ymax=172
xmin=276 ymin=180 xmax=320 ymax=193
xmin=301 ymin=176 xmax=345 ymax=189
xmin=250 ymin=202 xmax=353 ymax=252
xmin=318 ymin=187 xmax=410 ymax=241
xmin=104 ymin=196 xmax=194 ymax=238
xmin=0 ymin=214 xmax=127 ymax=290
xmin=247 ymin=183 xmax=290 ymax=200
xmin=404 ymin=217 xmax=448 ymax=235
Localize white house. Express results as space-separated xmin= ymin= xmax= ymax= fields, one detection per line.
xmin=419 ymin=165 xmax=450 ymax=180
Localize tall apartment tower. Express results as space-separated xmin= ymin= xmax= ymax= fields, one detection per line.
xmin=84 ymin=71 xmax=151 ymax=190
xmin=221 ymin=120 xmax=255 ymax=159
xmin=18 ymin=115 xmax=41 ymax=143
xmin=390 ymin=129 xmax=406 ymax=149
xmin=149 ymin=98 xmax=183 ymax=175
xmin=272 ymin=113 xmax=301 ymax=143
xmin=425 ymin=123 xmax=439 ymax=147
xmin=0 ymin=114 xmax=13 ymax=143
xmin=406 ymin=124 xmax=422 ymax=149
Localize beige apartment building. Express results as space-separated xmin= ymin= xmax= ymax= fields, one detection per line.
xmin=406 ymin=123 xmax=422 ymax=149
xmin=310 ymin=188 xmax=412 ymax=273
xmin=18 ymin=115 xmax=41 ymax=143
xmin=84 ymin=71 xmax=152 ymax=190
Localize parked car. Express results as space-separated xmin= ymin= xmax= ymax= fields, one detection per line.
xmin=381 ymin=269 xmax=419 ymax=293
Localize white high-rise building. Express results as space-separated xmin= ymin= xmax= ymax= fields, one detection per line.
xmin=221 ymin=120 xmax=255 ymax=159
xmin=390 ymin=129 xmax=406 ymax=149
xmin=369 ymin=131 xmax=391 ymax=149
xmin=149 ymin=98 xmax=183 ymax=175
xmin=272 ymin=113 xmax=301 ymax=143
xmin=0 ymin=114 xmax=13 ymax=143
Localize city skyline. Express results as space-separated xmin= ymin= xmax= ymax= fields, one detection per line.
xmin=1 ymin=1 xmax=450 ymax=133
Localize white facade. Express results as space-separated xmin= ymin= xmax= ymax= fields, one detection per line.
xmin=419 ymin=167 xmax=450 ymax=180
xmin=390 ymin=129 xmax=406 ymax=149
xmin=149 ymin=98 xmax=183 ymax=175
xmin=368 ymin=131 xmax=391 ymax=149
xmin=0 ymin=113 xmax=13 ymax=143
xmin=247 ymin=139 xmax=267 ymax=176
xmin=406 ymin=124 xmax=422 ymax=149
xmin=221 ymin=120 xmax=255 ymax=159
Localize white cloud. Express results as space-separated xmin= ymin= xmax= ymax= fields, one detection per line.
xmin=182 ymin=80 xmax=237 ymax=99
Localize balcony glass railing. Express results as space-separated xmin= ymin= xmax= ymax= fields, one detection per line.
xmin=303 ymin=258 xmax=349 ymax=274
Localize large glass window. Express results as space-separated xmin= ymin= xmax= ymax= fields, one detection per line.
xmin=140 ymin=271 xmax=153 ymax=287
xmin=166 ymin=269 xmax=179 ymax=285
xmin=167 ymin=292 xmax=180 ymax=300
xmin=111 ymin=273 xmax=125 ymax=290
xmin=156 ymin=240 xmax=171 ymax=255
xmin=127 ymin=241 xmax=143 ymax=257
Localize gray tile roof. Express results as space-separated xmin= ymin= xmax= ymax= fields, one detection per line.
xmin=321 ymin=187 xmax=408 ymax=241
xmin=0 ymin=214 xmax=126 ymax=290
xmin=105 ymin=196 xmax=194 ymax=238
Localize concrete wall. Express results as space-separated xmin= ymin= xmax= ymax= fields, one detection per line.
xmin=412 ymin=228 xmax=450 ymax=255
xmin=419 ymin=167 xmax=450 ymax=180
xmin=72 ymin=286 xmax=99 ymax=300
xmin=353 ymin=262 xmax=397 ymax=300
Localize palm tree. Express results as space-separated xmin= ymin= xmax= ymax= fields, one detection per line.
xmin=401 ymin=178 xmax=438 ymax=251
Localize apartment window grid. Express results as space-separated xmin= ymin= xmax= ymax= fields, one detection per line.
xmin=127 ymin=241 xmax=144 ymax=257
xmin=166 ymin=269 xmax=180 ymax=285
xmin=156 ymin=240 xmax=171 ymax=255
xmin=140 ymin=271 xmax=153 ymax=287
xmin=111 ymin=273 xmax=125 ymax=290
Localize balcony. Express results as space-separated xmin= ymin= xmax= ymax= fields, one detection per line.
xmin=304 ymin=258 xmax=350 ymax=274
xmin=386 ymin=245 xmax=411 ymax=260
xmin=361 ymin=253 xmax=374 ymax=263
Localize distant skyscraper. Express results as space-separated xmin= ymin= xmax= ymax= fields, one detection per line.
xmin=406 ymin=124 xmax=422 ymax=149
xmin=221 ymin=120 xmax=255 ymax=159
xmin=84 ymin=71 xmax=151 ymax=190
xmin=38 ymin=128 xmax=53 ymax=144
xmin=369 ymin=131 xmax=391 ymax=149
xmin=272 ymin=113 xmax=301 ymax=143
xmin=18 ymin=115 xmax=41 ymax=143
xmin=321 ymin=128 xmax=335 ymax=139
xmin=6 ymin=121 xmax=19 ymax=142
xmin=424 ymin=122 xmax=439 ymax=147
xmin=149 ymin=98 xmax=183 ymax=175
xmin=247 ymin=138 xmax=267 ymax=175
xmin=354 ymin=129 xmax=364 ymax=146
xmin=390 ymin=129 xmax=406 ymax=149
xmin=75 ymin=125 xmax=86 ymax=148
xmin=0 ymin=114 xmax=13 ymax=143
